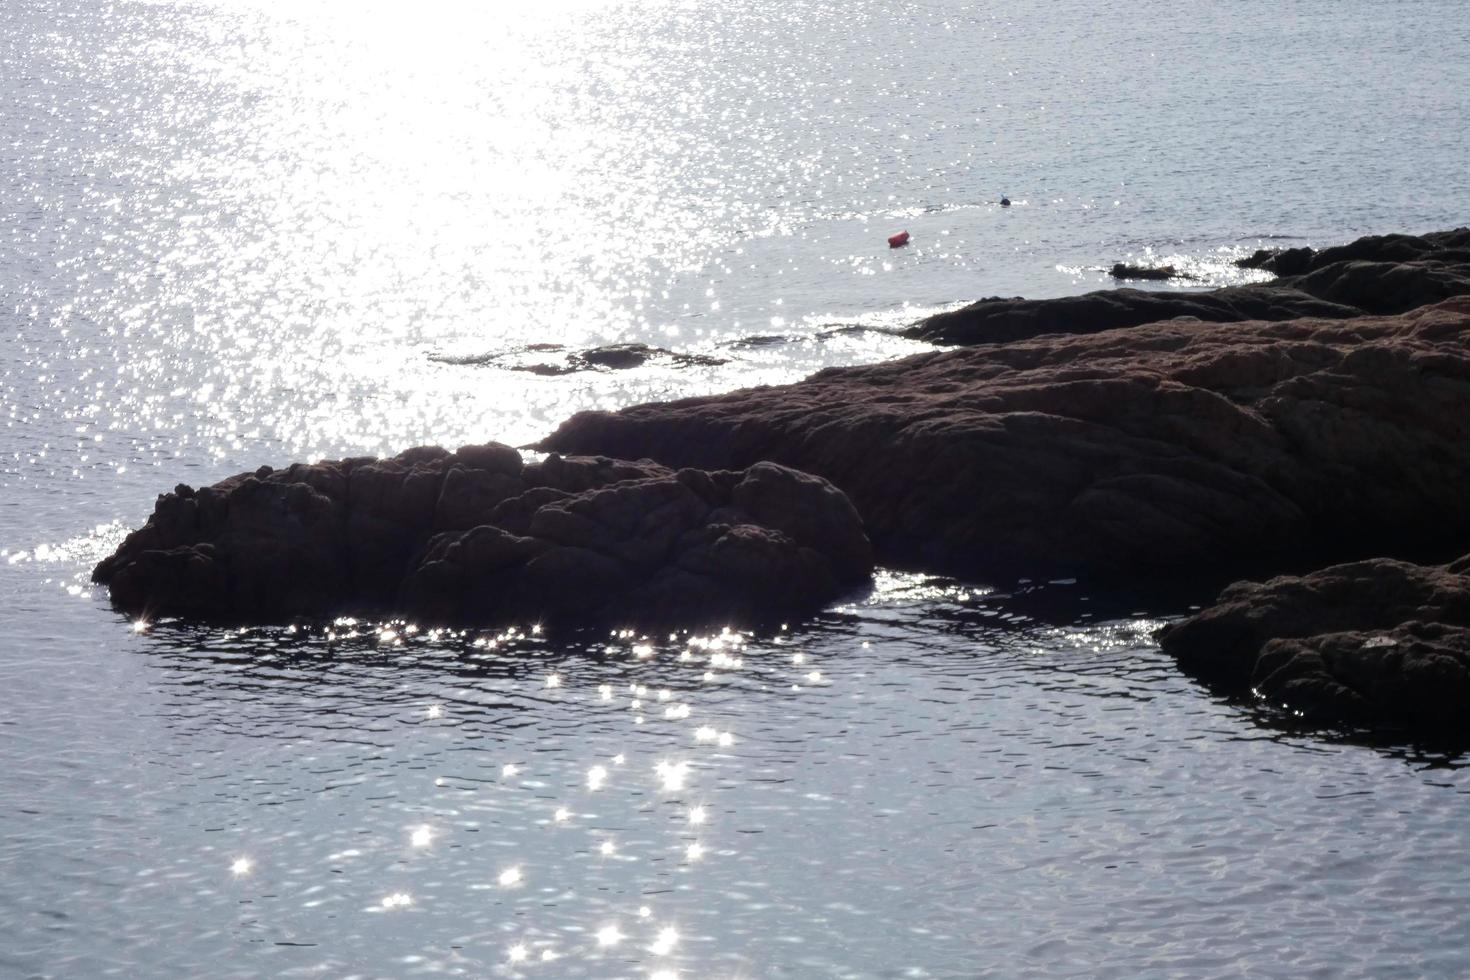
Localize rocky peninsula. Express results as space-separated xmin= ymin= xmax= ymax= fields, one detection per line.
xmin=97 ymin=228 xmax=1470 ymax=734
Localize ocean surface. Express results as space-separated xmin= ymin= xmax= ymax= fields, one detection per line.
xmin=3 ymin=0 xmax=1470 ymax=976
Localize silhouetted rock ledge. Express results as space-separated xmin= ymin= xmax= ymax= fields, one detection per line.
xmin=910 ymin=228 xmax=1470 ymax=346
xmin=907 ymin=285 xmax=1359 ymax=346
xmin=1234 ymin=228 xmax=1470 ymax=277
xmin=93 ymin=446 xmax=872 ymax=627
xmin=1157 ymin=555 xmax=1470 ymax=733
xmin=541 ymin=299 xmax=1470 ymax=579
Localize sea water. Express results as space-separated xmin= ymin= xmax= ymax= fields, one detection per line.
xmin=3 ymin=0 xmax=1470 ymax=976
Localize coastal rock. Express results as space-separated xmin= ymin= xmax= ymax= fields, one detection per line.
xmin=431 ymin=342 xmax=726 ymax=375
xmin=581 ymin=344 xmax=656 ymax=369
xmin=1235 ymin=246 xmax=1315 ymax=275
xmin=907 ymin=285 xmax=1360 ymax=345
xmin=1235 ymin=229 xmax=1470 ymax=273
xmin=542 ymin=299 xmax=1470 ymax=579
xmin=1109 ymin=263 xmax=1183 ymax=281
xmin=1234 ymin=229 xmax=1470 ymax=313
xmin=1285 ymin=259 xmax=1470 ymax=315
xmin=912 ymin=228 xmax=1470 ymax=347
xmin=1156 ymin=556 xmax=1470 ymax=732
xmin=94 ymin=447 xmax=872 ymax=626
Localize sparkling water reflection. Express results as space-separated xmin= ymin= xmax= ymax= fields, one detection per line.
xmin=5 ymin=563 xmax=1470 ymax=977
xmin=5 ymin=0 xmax=1470 ymax=975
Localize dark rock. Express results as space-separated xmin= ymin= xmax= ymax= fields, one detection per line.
xmin=1234 ymin=248 xmax=1279 ymax=270
xmin=516 ymin=362 xmax=579 ymax=376
xmin=729 ymin=461 xmax=872 ymax=576
xmin=582 ymin=344 xmax=655 ymax=370
xmin=914 ymin=228 xmax=1470 ymax=346
xmin=1237 ymin=230 xmax=1470 ymax=277
xmin=1156 ymin=556 xmax=1470 ymax=732
xmin=432 ymin=342 xmax=726 ymax=374
xmin=1267 ymin=247 xmax=1316 ymax=276
xmin=1240 ymin=230 xmax=1470 ymax=312
xmin=1309 ymin=232 xmax=1445 ymax=268
xmin=1109 ymin=263 xmax=1182 ymax=281
xmin=1281 ymin=260 xmax=1470 ymax=315
xmin=1233 ymin=245 xmax=1316 ymax=276
xmin=907 ymin=286 xmax=1361 ymax=346
xmin=433 ymin=465 xmax=524 ymax=531
xmin=581 ymin=345 xmax=726 ymax=371
xmin=541 ymin=299 xmax=1470 ymax=580
xmin=94 ymin=444 xmax=872 ymax=627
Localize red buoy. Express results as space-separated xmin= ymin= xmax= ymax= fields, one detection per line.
xmin=887 ymin=230 xmax=910 ymax=248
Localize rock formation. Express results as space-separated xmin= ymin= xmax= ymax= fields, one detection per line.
xmin=1157 ymin=555 xmax=1470 ymax=732
xmin=1235 ymin=229 xmax=1470 ymax=276
xmin=431 ymin=342 xmax=725 ymax=375
xmin=1109 ymin=263 xmax=1184 ymax=281
xmin=912 ymin=228 xmax=1470 ymax=346
xmin=93 ymin=446 xmax=872 ymax=627
xmin=907 ymin=285 xmax=1359 ymax=346
xmin=542 ymin=298 xmax=1470 ymax=580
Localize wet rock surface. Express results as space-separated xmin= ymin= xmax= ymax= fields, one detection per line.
xmin=1157 ymin=555 xmax=1470 ymax=733
xmin=542 ymin=299 xmax=1470 ymax=580
xmin=911 ymin=228 xmax=1470 ymax=346
xmin=94 ymin=446 xmax=872 ymax=626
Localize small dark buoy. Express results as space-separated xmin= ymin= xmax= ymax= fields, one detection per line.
xmin=999 ymin=195 xmax=1011 ymax=207
xmin=887 ymin=230 xmax=910 ymax=248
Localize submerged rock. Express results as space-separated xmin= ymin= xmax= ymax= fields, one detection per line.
xmin=94 ymin=446 xmax=872 ymax=627
xmin=431 ymin=342 xmax=726 ymax=374
xmin=1157 ymin=555 xmax=1470 ymax=733
xmin=541 ymin=299 xmax=1470 ymax=580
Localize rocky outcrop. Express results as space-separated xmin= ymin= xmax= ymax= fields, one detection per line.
xmin=432 ymin=342 xmax=725 ymax=375
xmin=1221 ymin=229 xmax=1470 ymax=316
xmin=93 ymin=446 xmax=872 ymax=626
xmin=1235 ymin=229 xmax=1470 ymax=275
xmin=1235 ymin=246 xmax=1315 ymax=276
xmin=1285 ymin=260 xmax=1470 ymax=316
xmin=1156 ymin=555 xmax=1470 ymax=732
xmin=912 ymin=228 xmax=1470 ymax=346
xmin=541 ymin=299 xmax=1470 ymax=580
xmin=1109 ymin=263 xmax=1184 ymax=281
xmin=907 ymin=285 xmax=1360 ymax=345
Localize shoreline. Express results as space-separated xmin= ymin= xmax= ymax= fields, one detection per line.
xmin=95 ymin=228 xmax=1470 ymax=734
